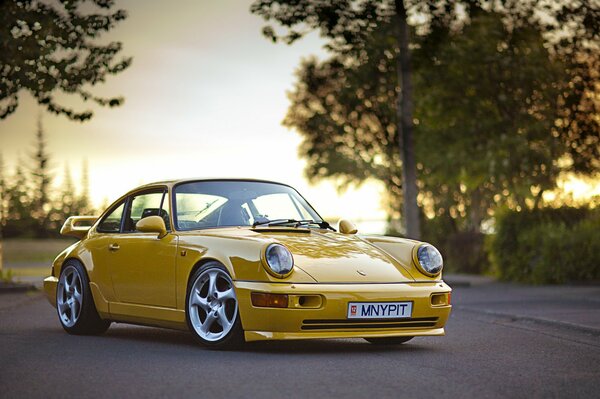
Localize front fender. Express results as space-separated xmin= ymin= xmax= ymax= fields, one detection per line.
xmin=361 ymin=235 xmax=443 ymax=282
xmin=175 ymin=233 xmax=316 ymax=310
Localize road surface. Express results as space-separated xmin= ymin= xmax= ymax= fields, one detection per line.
xmin=1 ymin=286 xmax=599 ymax=398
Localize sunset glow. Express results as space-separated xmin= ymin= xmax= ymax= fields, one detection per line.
xmin=0 ymin=0 xmax=387 ymax=228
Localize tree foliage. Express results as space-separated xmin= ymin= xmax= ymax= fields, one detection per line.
xmin=0 ymin=0 xmax=131 ymax=121
xmin=1 ymin=124 xmax=94 ymax=238
xmin=414 ymin=11 xmax=568 ymax=227
xmin=251 ymin=0 xmax=452 ymax=238
xmin=254 ymin=0 xmax=599 ymax=232
xmin=30 ymin=118 xmax=52 ymax=236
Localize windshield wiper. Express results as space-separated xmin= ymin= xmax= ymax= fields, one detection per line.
xmin=252 ymin=218 xmax=291 ymax=227
xmin=252 ymin=218 xmax=336 ymax=231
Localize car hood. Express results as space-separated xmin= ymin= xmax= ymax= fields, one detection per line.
xmin=211 ymin=227 xmax=417 ymax=283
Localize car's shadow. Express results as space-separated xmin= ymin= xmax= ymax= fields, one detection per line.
xmin=95 ymin=324 xmax=433 ymax=354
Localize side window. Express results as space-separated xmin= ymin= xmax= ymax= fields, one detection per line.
xmin=124 ymin=191 xmax=171 ymax=232
xmin=97 ymin=202 xmax=125 ymax=233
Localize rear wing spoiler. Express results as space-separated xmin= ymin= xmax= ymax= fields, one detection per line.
xmin=60 ymin=216 xmax=98 ymax=239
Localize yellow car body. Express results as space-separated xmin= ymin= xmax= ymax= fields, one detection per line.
xmin=44 ymin=179 xmax=451 ymax=345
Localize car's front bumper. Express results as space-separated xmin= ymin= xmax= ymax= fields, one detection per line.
xmin=234 ymin=280 xmax=452 ymax=342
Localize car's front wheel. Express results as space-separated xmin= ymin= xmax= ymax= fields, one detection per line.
xmin=186 ymin=262 xmax=244 ymax=349
xmin=365 ymin=336 xmax=413 ymax=345
xmin=56 ymin=260 xmax=111 ymax=335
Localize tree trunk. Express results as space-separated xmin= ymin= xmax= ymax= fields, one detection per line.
xmin=394 ymin=0 xmax=421 ymax=239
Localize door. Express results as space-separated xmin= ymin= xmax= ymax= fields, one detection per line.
xmin=105 ymin=190 xmax=177 ymax=308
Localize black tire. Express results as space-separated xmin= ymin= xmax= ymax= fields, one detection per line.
xmin=365 ymin=336 xmax=414 ymax=345
xmin=185 ymin=262 xmax=244 ymax=350
xmin=56 ymin=259 xmax=111 ymax=335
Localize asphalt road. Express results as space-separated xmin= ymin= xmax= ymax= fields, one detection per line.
xmin=1 ymin=288 xmax=599 ymax=398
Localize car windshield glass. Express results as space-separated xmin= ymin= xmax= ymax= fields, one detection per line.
xmin=174 ymin=181 xmax=322 ymax=230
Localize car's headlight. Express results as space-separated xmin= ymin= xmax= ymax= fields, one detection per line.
xmin=263 ymin=244 xmax=294 ymax=278
xmin=413 ymin=244 xmax=443 ymax=276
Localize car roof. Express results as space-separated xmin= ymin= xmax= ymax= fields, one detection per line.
xmin=133 ymin=178 xmax=293 ymax=190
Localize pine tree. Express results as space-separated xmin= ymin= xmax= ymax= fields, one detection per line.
xmin=30 ymin=118 xmax=53 ymax=237
xmin=77 ymin=159 xmax=93 ymax=215
xmin=56 ymin=163 xmax=76 ymax=227
xmin=4 ymin=158 xmax=33 ymax=237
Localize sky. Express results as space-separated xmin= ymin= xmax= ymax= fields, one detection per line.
xmin=1 ymin=0 xmax=597 ymax=233
xmin=0 ymin=0 xmax=388 ymax=230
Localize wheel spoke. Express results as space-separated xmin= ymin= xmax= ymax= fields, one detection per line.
xmin=73 ymin=290 xmax=82 ymax=306
xmin=216 ymin=306 xmax=231 ymax=329
xmin=217 ymin=288 xmax=235 ymax=301
xmin=70 ymin=300 xmax=77 ymax=323
xmin=207 ymin=272 xmax=217 ymax=298
xmin=72 ymin=274 xmax=81 ymax=292
xmin=191 ymin=292 xmax=210 ymax=312
xmin=200 ymin=311 xmax=218 ymax=334
xmin=63 ymin=279 xmax=71 ymax=294
xmin=58 ymin=299 xmax=69 ymax=313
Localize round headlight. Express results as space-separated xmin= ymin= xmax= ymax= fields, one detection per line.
xmin=414 ymin=244 xmax=443 ymax=276
xmin=264 ymin=244 xmax=294 ymax=277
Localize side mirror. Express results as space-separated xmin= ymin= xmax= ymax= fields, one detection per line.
xmin=136 ymin=216 xmax=167 ymax=238
xmin=338 ymin=219 xmax=358 ymax=234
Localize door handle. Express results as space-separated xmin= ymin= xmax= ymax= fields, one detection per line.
xmin=108 ymin=243 xmax=120 ymax=251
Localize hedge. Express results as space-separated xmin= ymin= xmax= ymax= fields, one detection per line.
xmin=487 ymin=207 xmax=600 ymax=284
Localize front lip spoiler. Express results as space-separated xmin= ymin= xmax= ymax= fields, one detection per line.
xmin=233 ymin=279 xmax=446 ymax=285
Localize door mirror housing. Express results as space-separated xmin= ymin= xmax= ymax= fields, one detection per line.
xmin=338 ymin=219 xmax=358 ymax=234
xmin=136 ymin=216 xmax=168 ymax=238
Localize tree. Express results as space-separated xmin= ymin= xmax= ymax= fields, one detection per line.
xmin=76 ymin=159 xmax=93 ymax=215
xmin=55 ymin=163 xmax=76 ymax=227
xmin=30 ymin=118 xmax=53 ymax=237
xmin=0 ymin=0 xmax=131 ymax=121
xmin=284 ymin=7 xmax=593 ymax=220
xmin=251 ymin=0 xmax=434 ymax=238
xmin=540 ymin=0 xmax=600 ymax=173
xmin=252 ymin=0 xmax=599 ymax=234
xmin=413 ymin=10 xmax=567 ymax=229
xmin=4 ymin=159 xmax=34 ymax=237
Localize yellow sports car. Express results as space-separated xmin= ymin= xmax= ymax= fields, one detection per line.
xmin=44 ymin=179 xmax=451 ymax=348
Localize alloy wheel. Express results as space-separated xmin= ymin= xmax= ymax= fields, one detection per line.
xmin=57 ymin=265 xmax=83 ymax=328
xmin=188 ymin=268 xmax=238 ymax=342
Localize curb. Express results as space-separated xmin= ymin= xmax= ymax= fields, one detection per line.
xmin=456 ymin=305 xmax=600 ymax=337
xmin=0 ymin=282 xmax=38 ymax=294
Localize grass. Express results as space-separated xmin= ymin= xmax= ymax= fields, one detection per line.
xmin=0 ymin=268 xmax=14 ymax=282
xmin=1 ymin=238 xmax=77 ymax=279
xmin=9 ymin=267 xmax=51 ymax=277
xmin=3 ymin=238 xmax=77 ymax=264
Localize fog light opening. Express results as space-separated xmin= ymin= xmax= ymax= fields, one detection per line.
xmin=431 ymin=293 xmax=449 ymax=306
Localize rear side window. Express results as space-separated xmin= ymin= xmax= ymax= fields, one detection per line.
xmin=97 ymin=202 xmax=125 ymax=233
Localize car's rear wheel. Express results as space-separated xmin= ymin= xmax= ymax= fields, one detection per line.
xmin=186 ymin=262 xmax=244 ymax=349
xmin=57 ymin=260 xmax=111 ymax=335
xmin=365 ymin=336 xmax=413 ymax=345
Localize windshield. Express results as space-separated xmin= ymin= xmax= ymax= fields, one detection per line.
xmin=174 ymin=181 xmax=322 ymax=230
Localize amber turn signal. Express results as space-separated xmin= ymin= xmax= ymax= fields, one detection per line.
xmin=251 ymin=292 xmax=289 ymax=308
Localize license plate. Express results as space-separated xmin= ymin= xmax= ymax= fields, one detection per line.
xmin=347 ymin=301 xmax=412 ymax=319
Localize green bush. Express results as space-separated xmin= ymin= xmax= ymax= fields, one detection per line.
xmin=387 ymin=214 xmax=488 ymax=274
xmin=488 ymin=207 xmax=600 ymax=284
